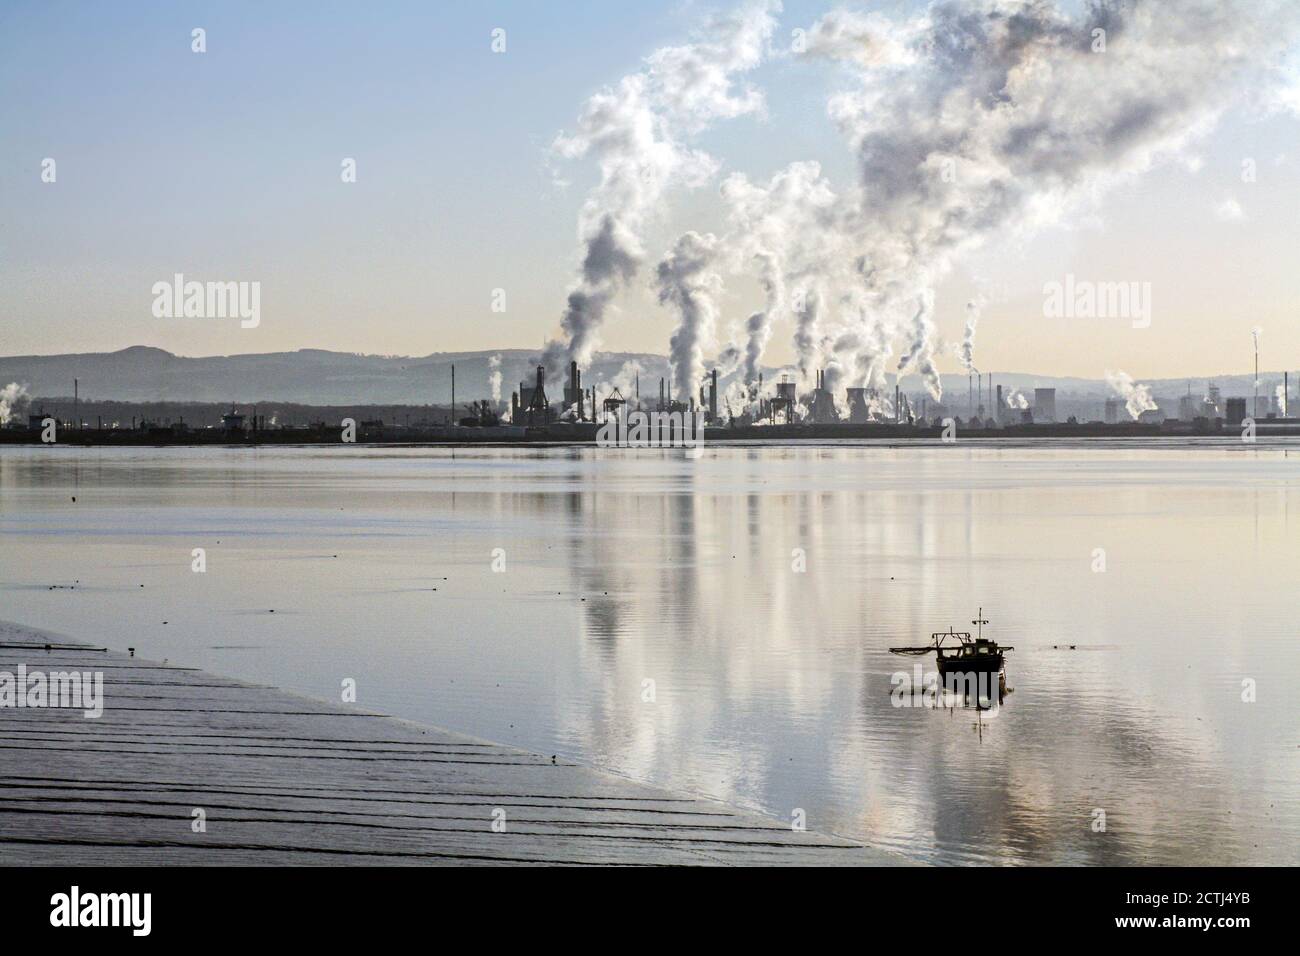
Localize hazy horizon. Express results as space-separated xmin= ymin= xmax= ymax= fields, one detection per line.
xmin=3 ymin=342 xmax=1297 ymax=390
xmin=4 ymin=0 xmax=1299 ymax=385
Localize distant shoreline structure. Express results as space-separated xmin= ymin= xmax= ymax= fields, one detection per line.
xmin=7 ymin=419 xmax=1300 ymax=447
xmin=2 ymin=349 xmax=1293 ymax=442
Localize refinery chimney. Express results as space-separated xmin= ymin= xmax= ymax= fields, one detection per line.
xmin=565 ymin=360 xmax=585 ymax=420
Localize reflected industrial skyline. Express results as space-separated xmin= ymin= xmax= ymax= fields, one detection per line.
xmin=0 ymin=443 xmax=1296 ymax=864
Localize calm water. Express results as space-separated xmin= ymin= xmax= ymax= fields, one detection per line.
xmin=1 ymin=442 xmax=1297 ymax=865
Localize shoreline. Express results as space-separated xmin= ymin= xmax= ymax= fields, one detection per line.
xmin=0 ymin=620 xmax=910 ymax=867
xmin=4 ymin=433 xmax=1300 ymax=452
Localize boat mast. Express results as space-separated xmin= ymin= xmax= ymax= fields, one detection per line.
xmin=973 ymin=607 xmax=988 ymax=641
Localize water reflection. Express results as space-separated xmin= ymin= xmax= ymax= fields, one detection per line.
xmin=0 ymin=443 xmax=1296 ymax=864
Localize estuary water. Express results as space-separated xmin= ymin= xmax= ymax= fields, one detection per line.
xmin=1 ymin=441 xmax=1296 ymax=865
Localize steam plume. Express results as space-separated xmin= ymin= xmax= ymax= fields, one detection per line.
xmin=657 ymin=232 xmax=724 ymax=402
xmin=896 ymin=291 xmax=941 ymax=400
xmin=720 ymin=161 xmax=839 ymax=385
xmin=1105 ymin=369 xmax=1158 ymax=419
xmin=0 ymin=383 xmax=29 ymax=426
xmin=810 ymin=0 xmax=1300 ymax=401
xmin=608 ymin=359 xmax=645 ymax=401
xmin=488 ymin=354 xmax=502 ymax=403
xmin=960 ymin=298 xmax=982 ymax=373
xmin=542 ymin=0 xmax=779 ymax=380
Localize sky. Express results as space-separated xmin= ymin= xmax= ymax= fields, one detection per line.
xmin=2 ymin=0 xmax=1299 ymax=381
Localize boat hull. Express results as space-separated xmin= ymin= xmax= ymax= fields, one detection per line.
xmin=936 ymin=654 xmax=1004 ymax=676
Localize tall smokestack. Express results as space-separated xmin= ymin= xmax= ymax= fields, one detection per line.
xmin=710 ymin=368 xmax=718 ymax=423
xmin=996 ymin=384 xmax=1003 ymax=423
xmin=1252 ymin=328 xmax=1260 ymax=419
xmin=659 ymin=377 xmax=664 ymax=411
xmin=451 ymin=364 xmax=455 ymax=425
xmin=566 ymin=360 xmax=583 ymax=420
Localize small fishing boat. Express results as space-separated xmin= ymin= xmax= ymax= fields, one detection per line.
xmin=889 ymin=608 xmax=1012 ymax=676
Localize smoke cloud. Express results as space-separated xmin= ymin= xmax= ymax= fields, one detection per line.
xmin=542 ymin=0 xmax=780 ymax=381
xmin=1106 ymin=369 xmax=1158 ymax=420
xmin=657 ymin=232 xmax=724 ymax=402
xmin=896 ymin=291 xmax=941 ymax=400
xmin=811 ymin=0 xmax=1300 ymax=401
xmin=0 ymin=382 xmax=29 ymax=426
xmin=541 ymin=0 xmax=1300 ymax=398
xmin=960 ymin=298 xmax=982 ymax=373
xmin=720 ymin=160 xmax=840 ymax=385
xmin=488 ymin=354 xmax=502 ymax=403
xmin=791 ymin=285 xmax=822 ymax=381
xmin=607 ymin=359 xmax=646 ymax=405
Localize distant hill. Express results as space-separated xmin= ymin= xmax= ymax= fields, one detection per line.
xmin=0 ymin=347 xmax=670 ymax=406
xmin=0 ymin=346 xmax=1284 ymax=412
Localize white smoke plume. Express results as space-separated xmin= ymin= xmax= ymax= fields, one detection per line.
xmin=1106 ymin=369 xmax=1159 ymax=420
xmin=844 ymin=305 xmax=893 ymax=400
xmin=607 ymin=359 xmax=645 ymax=403
xmin=657 ymin=232 xmax=724 ymax=402
xmin=716 ymin=344 xmax=743 ymax=377
xmin=791 ymin=284 xmax=823 ymax=381
xmin=808 ymin=0 xmax=1300 ymax=401
xmin=960 ymin=298 xmax=982 ymax=373
xmin=896 ymin=291 xmax=942 ymax=400
xmin=723 ymin=378 xmax=751 ymax=417
xmin=534 ymin=0 xmax=1300 ymax=399
xmin=541 ymin=0 xmax=780 ymax=382
xmin=488 ymin=354 xmax=502 ymax=403
xmin=1276 ymin=383 xmax=1287 ymax=416
xmin=0 ymin=382 xmax=30 ymax=426
xmin=1005 ymin=388 xmax=1029 ymax=410
xmin=741 ymin=268 xmax=782 ymax=387
xmin=720 ymin=160 xmax=840 ymax=385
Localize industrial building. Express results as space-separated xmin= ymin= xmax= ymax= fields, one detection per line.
xmin=1033 ymin=388 xmax=1057 ymax=423
xmin=1225 ymin=397 xmax=1247 ymax=426
xmin=512 ymin=365 xmax=552 ymax=426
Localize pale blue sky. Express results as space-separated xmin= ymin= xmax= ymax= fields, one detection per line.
xmin=2 ymin=0 xmax=1298 ymax=378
